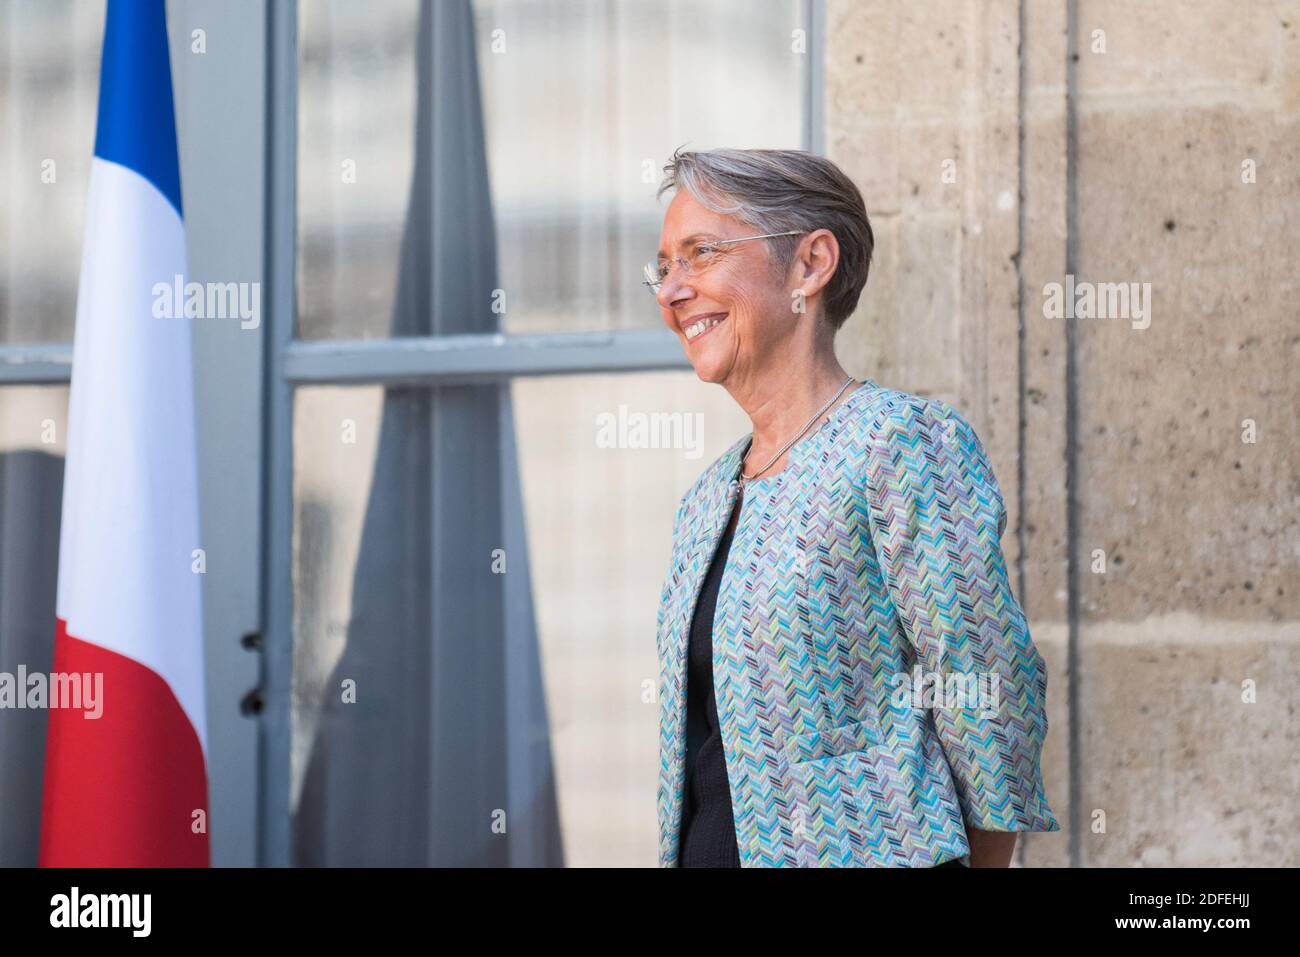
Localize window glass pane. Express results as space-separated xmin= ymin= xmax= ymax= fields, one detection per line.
xmin=295 ymin=0 xmax=807 ymax=340
xmin=290 ymin=372 xmax=748 ymax=864
xmin=296 ymin=0 xmax=420 ymax=340
xmin=0 ymin=1 xmax=104 ymax=343
xmin=478 ymin=0 xmax=808 ymax=335
xmin=0 ymin=385 xmax=69 ymax=865
xmin=508 ymin=371 xmax=750 ymax=863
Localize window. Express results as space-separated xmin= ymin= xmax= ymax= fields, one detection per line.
xmin=0 ymin=0 xmax=821 ymax=868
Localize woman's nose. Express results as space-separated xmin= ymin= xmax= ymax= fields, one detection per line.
xmin=656 ymin=264 xmax=693 ymax=309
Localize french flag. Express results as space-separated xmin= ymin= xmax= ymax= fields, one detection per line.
xmin=39 ymin=0 xmax=210 ymax=867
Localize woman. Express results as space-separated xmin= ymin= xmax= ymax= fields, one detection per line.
xmin=650 ymin=147 xmax=1059 ymax=868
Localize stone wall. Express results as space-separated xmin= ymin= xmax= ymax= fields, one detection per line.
xmin=826 ymin=0 xmax=1299 ymax=866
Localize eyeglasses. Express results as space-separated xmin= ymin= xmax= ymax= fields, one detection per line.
xmin=642 ymin=230 xmax=806 ymax=293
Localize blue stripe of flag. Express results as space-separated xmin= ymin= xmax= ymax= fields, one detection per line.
xmin=93 ymin=0 xmax=183 ymax=219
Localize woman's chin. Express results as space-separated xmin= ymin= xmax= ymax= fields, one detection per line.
xmin=686 ymin=341 xmax=733 ymax=384
xmin=689 ymin=357 xmax=730 ymax=384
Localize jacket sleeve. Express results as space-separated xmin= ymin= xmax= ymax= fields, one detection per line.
xmin=861 ymin=397 xmax=1059 ymax=833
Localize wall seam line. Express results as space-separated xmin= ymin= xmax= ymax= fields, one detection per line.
xmin=1014 ymin=0 xmax=1028 ymax=868
xmin=1065 ymin=0 xmax=1083 ymax=871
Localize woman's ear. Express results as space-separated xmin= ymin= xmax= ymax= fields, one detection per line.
xmin=792 ymin=228 xmax=840 ymax=300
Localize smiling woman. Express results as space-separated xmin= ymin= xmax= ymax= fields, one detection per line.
xmin=650 ymin=147 xmax=1059 ymax=868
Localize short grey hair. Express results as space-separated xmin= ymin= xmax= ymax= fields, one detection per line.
xmin=656 ymin=146 xmax=873 ymax=332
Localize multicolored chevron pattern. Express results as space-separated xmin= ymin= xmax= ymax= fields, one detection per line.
xmin=656 ymin=379 xmax=1060 ymax=867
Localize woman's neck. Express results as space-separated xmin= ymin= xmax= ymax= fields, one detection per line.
xmin=731 ymin=353 xmax=854 ymax=469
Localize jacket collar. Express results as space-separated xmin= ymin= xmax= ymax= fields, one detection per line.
xmin=688 ymin=378 xmax=879 ymax=552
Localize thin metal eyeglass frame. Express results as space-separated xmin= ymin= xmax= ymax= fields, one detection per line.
xmin=642 ymin=230 xmax=807 ymax=292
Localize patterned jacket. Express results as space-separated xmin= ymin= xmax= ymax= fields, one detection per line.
xmin=655 ymin=379 xmax=1060 ymax=866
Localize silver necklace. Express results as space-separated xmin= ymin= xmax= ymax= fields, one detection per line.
xmin=739 ymin=375 xmax=856 ymax=488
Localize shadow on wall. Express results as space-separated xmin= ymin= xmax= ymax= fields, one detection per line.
xmin=0 ymin=450 xmax=63 ymax=866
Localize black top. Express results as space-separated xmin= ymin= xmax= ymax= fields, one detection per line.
xmin=678 ymin=498 xmax=742 ymax=867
